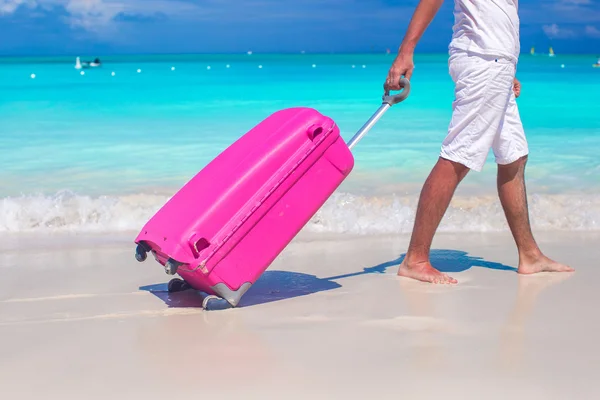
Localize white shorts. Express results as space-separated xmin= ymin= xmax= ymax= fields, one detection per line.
xmin=440 ymin=50 xmax=529 ymax=172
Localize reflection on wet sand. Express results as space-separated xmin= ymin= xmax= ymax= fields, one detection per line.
xmin=135 ymin=295 xmax=277 ymax=385
xmin=499 ymin=272 xmax=574 ymax=372
xmin=396 ymin=277 xmax=449 ymax=371
xmin=394 ymin=249 xmax=574 ymax=376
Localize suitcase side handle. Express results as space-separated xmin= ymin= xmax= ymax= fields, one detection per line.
xmin=346 ymin=78 xmax=411 ymax=150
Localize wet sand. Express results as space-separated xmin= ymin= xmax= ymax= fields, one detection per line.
xmin=0 ymin=231 xmax=598 ymax=399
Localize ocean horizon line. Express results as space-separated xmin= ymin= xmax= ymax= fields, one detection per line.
xmin=1 ymin=51 xmax=597 ymax=65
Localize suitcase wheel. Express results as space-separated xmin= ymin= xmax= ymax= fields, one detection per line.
xmin=134 ymin=243 xmax=149 ymax=262
xmin=164 ymin=259 xmax=182 ymax=275
xmin=202 ymin=295 xmax=233 ymax=311
xmin=167 ymin=278 xmax=192 ymax=293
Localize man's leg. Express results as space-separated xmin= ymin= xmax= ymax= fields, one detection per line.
xmin=496 ymin=156 xmax=574 ymax=274
xmin=397 ymin=51 xmax=500 ymax=284
xmin=398 ymin=157 xmax=469 ymax=284
xmin=493 ymin=82 xmax=574 ymax=274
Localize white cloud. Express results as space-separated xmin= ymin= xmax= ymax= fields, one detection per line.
xmin=0 ymin=0 xmax=36 ymax=14
xmin=0 ymin=0 xmax=204 ymax=29
xmin=0 ymin=0 xmax=20 ymax=14
xmin=520 ymin=0 xmax=600 ymax=24
xmin=0 ymin=0 xmax=415 ymax=33
xmin=63 ymin=0 xmax=124 ymax=31
xmin=586 ymin=25 xmax=600 ymax=38
xmin=543 ymin=23 xmax=577 ymax=38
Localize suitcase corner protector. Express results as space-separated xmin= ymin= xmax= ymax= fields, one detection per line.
xmin=211 ymin=282 xmax=253 ymax=307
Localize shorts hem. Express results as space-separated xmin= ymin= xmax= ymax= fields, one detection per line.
xmin=439 ymin=151 xmax=484 ymax=172
xmin=495 ymin=150 xmax=529 ymax=166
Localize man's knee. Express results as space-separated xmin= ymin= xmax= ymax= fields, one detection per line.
xmin=497 ymin=155 xmax=528 ymax=183
xmin=498 ymin=154 xmax=528 ymax=170
xmin=437 ymin=156 xmax=471 ymax=181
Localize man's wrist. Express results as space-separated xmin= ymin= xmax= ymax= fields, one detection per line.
xmin=398 ymin=41 xmax=416 ymax=56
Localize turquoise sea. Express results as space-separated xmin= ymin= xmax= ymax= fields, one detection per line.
xmin=1 ymin=53 xmax=599 ymax=233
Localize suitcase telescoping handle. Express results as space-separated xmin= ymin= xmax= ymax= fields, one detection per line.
xmin=346 ymin=77 xmax=411 ymax=150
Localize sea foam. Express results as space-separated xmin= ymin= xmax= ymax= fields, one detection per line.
xmin=1 ymin=191 xmax=598 ymax=234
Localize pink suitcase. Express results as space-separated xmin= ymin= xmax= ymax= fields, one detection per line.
xmin=134 ymin=79 xmax=410 ymax=310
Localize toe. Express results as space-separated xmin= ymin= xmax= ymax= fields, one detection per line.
xmin=443 ymin=274 xmax=457 ymax=284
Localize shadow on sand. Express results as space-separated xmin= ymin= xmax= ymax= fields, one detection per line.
xmin=139 ymin=249 xmax=516 ymax=309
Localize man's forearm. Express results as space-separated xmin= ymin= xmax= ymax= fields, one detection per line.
xmin=399 ymin=0 xmax=445 ymax=55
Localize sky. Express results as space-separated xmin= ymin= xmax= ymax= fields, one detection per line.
xmin=0 ymin=0 xmax=599 ymax=56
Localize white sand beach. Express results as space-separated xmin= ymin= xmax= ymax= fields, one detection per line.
xmin=1 ymin=230 xmax=599 ymax=399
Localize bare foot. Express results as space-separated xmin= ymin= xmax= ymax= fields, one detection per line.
xmin=517 ymin=254 xmax=574 ymax=275
xmin=398 ymin=260 xmax=458 ymax=284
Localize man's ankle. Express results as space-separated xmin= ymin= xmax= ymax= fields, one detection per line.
xmin=518 ymin=246 xmax=543 ymax=262
xmin=404 ymin=253 xmax=429 ymax=267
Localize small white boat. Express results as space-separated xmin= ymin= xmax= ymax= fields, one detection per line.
xmin=75 ymin=56 xmax=102 ymax=69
